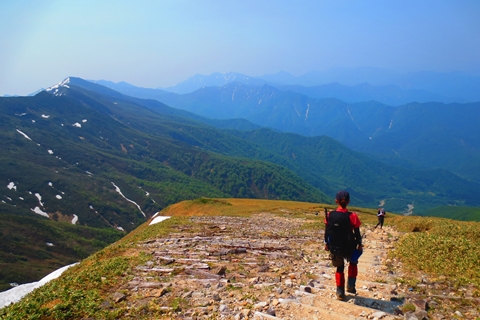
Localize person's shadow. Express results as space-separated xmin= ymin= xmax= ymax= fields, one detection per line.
xmin=347 ymin=295 xmax=403 ymax=314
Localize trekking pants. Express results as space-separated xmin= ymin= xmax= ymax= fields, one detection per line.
xmin=330 ymin=249 xmax=362 ymax=287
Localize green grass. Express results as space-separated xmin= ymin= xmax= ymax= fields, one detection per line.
xmin=390 ymin=215 xmax=480 ymax=287
xmin=1 ymin=199 xmax=479 ymax=319
xmin=0 ymin=212 xmax=124 ymax=292
xmin=417 ymin=206 xmax=480 ymax=221
xmin=0 ymin=213 xmax=183 ymax=319
xmin=0 ymin=256 xmax=130 ymax=319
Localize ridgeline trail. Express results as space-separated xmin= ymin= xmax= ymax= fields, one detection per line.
xmin=122 ymin=213 xmax=419 ymax=319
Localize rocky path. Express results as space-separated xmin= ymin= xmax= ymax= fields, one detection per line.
xmin=118 ymin=213 xmax=419 ymax=319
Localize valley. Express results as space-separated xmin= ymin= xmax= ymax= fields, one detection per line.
xmin=1 ymin=74 xmax=479 ymax=300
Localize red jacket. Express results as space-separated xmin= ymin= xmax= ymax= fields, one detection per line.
xmin=324 ymin=207 xmax=361 ymax=229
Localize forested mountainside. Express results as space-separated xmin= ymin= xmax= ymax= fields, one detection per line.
xmin=66 ymin=77 xmax=480 ymax=213
xmin=95 ymin=79 xmax=480 ymax=183
xmin=153 ymin=83 xmax=480 ymax=183
xmin=2 ymin=76 xmax=479 ymax=292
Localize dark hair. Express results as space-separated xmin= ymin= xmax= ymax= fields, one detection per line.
xmin=335 ymin=190 xmax=350 ymax=202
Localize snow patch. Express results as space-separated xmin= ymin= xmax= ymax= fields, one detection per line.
xmin=34 ymin=193 xmax=44 ymax=206
xmin=48 ymin=150 xmax=54 ymax=154
xmin=46 ymin=242 xmax=54 ymax=247
xmin=45 ymin=78 xmax=71 ymax=93
xmin=7 ymin=182 xmax=16 ymax=191
xmin=0 ymin=263 xmax=78 ymax=309
xmin=41 ymin=114 xmax=50 ymax=119
xmin=72 ymin=123 xmax=81 ymax=128
xmin=31 ymin=206 xmax=48 ymax=218
xmin=56 ymin=195 xmax=62 ymax=199
xmin=117 ymin=226 xmax=125 ymax=231
xmin=111 ymin=182 xmax=146 ymax=217
xmin=71 ymin=214 xmax=78 ymax=225
xmin=293 ymin=105 xmax=300 ymax=117
xmin=16 ymin=129 xmax=32 ymax=141
xmin=82 ymin=119 xmax=87 ymax=123
xmin=149 ymin=216 xmax=171 ymax=226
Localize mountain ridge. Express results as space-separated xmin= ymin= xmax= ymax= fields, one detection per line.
xmin=143 ymin=82 xmax=480 ymax=183
xmin=160 ymin=68 xmax=480 ymax=102
xmin=1 ymin=199 xmax=478 ymax=319
xmin=2 ymin=76 xmax=479 ymax=296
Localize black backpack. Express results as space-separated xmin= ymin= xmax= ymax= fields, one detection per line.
xmin=325 ymin=211 xmax=355 ymax=256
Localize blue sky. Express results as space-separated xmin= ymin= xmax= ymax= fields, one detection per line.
xmin=1 ymin=0 xmax=480 ymax=96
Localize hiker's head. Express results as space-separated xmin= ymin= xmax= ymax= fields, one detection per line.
xmin=335 ymin=190 xmax=350 ymax=208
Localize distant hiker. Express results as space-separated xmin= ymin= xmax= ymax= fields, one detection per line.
xmin=324 ymin=190 xmax=363 ymax=300
xmin=375 ymin=208 xmax=386 ymax=229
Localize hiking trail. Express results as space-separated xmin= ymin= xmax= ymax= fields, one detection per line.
xmin=118 ymin=213 xmax=427 ymax=319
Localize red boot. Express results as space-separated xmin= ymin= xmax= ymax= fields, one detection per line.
xmin=335 ymin=271 xmax=345 ymax=300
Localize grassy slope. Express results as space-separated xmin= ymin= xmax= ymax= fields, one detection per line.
xmin=389 ymin=214 xmax=480 ymax=288
xmin=1 ymin=198 xmax=477 ymax=319
xmin=416 ymin=206 xmax=480 ymax=222
xmin=0 ymin=212 xmax=123 ymax=292
xmin=0 ymin=84 xmax=327 ymax=294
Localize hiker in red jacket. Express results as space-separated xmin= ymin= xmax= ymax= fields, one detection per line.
xmin=324 ymin=190 xmax=363 ymax=300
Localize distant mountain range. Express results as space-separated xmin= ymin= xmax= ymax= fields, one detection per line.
xmin=94 ymin=79 xmax=480 ymax=183
xmin=2 ymin=75 xmax=480 ymax=291
xmin=153 ymin=68 xmax=480 ymax=103
xmin=3 ymin=77 xmax=479 ymax=216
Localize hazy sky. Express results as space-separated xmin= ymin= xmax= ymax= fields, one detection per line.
xmin=1 ymin=0 xmax=480 ymax=96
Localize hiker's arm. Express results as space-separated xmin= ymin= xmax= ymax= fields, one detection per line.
xmin=354 ymin=227 xmax=363 ymax=249
xmin=324 ymin=225 xmax=329 ymax=251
